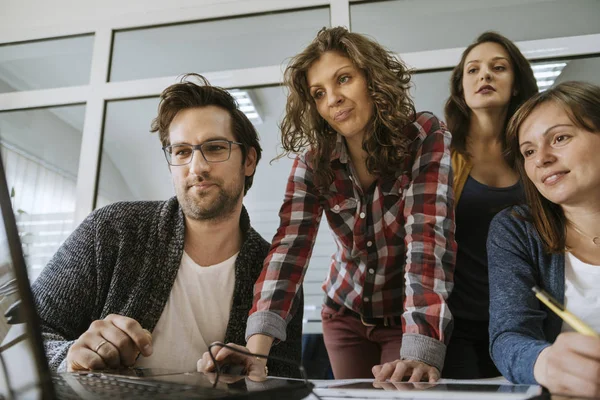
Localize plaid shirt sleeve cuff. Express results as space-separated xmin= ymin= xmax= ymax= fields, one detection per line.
xmin=245 ymin=310 xmax=288 ymax=343
xmin=400 ymin=333 xmax=447 ymax=372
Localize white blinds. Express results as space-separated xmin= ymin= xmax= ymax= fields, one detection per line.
xmin=1 ymin=143 xmax=76 ymax=281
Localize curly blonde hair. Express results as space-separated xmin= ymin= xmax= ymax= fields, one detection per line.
xmin=280 ymin=27 xmax=416 ymax=188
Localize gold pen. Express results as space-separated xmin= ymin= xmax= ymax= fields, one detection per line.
xmin=532 ymin=286 xmax=600 ymax=338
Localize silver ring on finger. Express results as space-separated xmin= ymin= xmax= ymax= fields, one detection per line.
xmin=94 ymin=340 xmax=109 ymax=353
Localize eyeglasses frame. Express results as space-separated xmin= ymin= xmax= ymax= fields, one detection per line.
xmin=162 ymin=139 xmax=245 ymax=166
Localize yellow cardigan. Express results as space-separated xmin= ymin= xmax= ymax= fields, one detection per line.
xmin=451 ymin=151 xmax=472 ymax=205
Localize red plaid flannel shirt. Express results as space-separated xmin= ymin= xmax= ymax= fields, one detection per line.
xmin=247 ymin=112 xmax=456 ymax=368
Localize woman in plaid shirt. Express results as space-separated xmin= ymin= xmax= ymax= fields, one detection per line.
xmin=202 ymin=27 xmax=457 ymax=381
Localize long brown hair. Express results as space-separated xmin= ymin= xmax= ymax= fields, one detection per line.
xmin=506 ymin=81 xmax=600 ymax=253
xmin=445 ymin=31 xmax=538 ymax=166
xmin=280 ymin=27 xmax=416 ymax=189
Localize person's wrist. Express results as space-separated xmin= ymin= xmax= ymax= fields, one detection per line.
xmin=257 ymin=357 xmax=268 ymax=376
xmin=533 ymin=347 xmax=551 ymax=386
xmin=246 ymin=334 xmax=274 ymax=355
xmin=244 ymin=356 xmax=267 ymax=378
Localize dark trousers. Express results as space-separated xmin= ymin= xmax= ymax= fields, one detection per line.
xmin=301 ymin=334 xmax=333 ymax=380
xmin=321 ymin=304 xmax=404 ymax=379
xmin=442 ymin=317 xmax=500 ymax=379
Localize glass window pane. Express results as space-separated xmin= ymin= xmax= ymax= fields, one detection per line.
xmin=543 ymin=55 xmax=600 ymax=89
xmin=0 ymin=105 xmax=86 ymax=280
xmin=351 ymin=0 xmax=600 ymax=53
xmin=109 ymin=7 xmax=330 ymax=82
xmin=411 ymin=70 xmax=452 ymax=123
xmin=97 ymin=97 xmax=171 ymax=208
xmin=0 ymin=35 xmax=94 ymax=93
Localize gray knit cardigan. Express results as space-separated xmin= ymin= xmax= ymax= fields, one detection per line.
xmin=31 ymin=197 xmax=303 ymax=377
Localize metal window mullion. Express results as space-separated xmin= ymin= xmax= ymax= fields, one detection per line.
xmin=74 ymin=28 xmax=112 ymax=225
xmin=402 ymin=33 xmax=600 ymax=72
xmin=0 ymin=87 xmax=88 ymax=111
xmin=99 ymin=65 xmax=285 ymax=100
xmin=518 ymin=33 xmax=600 ymax=61
xmin=331 ymin=0 xmax=350 ymax=28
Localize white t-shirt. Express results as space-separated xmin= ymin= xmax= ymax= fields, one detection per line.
xmin=135 ymin=251 xmax=237 ymax=370
xmin=561 ymin=252 xmax=600 ymax=333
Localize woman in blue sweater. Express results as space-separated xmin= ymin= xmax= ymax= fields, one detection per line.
xmin=488 ymin=81 xmax=600 ymax=398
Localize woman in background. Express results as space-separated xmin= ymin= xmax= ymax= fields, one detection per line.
xmin=488 ymin=81 xmax=600 ymax=398
xmin=442 ymin=31 xmax=537 ymax=378
xmin=200 ymin=26 xmax=456 ymax=382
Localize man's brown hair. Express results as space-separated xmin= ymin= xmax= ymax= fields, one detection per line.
xmin=151 ymin=73 xmax=262 ymax=195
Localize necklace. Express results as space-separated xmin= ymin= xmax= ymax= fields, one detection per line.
xmin=569 ymin=222 xmax=600 ymax=247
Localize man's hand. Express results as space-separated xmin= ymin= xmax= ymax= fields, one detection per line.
xmin=66 ymin=314 xmax=153 ymax=371
xmin=372 ymin=359 xmax=440 ymax=383
xmin=197 ymin=342 xmax=267 ymax=380
xmin=534 ymin=332 xmax=600 ymax=398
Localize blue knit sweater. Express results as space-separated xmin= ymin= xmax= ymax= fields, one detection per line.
xmin=487 ymin=205 xmax=565 ymax=384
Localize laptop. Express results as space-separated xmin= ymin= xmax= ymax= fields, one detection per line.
xmin=0 ymin=154 xmax=313 ymax=399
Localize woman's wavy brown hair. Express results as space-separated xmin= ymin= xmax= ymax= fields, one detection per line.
xmin=279 ymin=27 xmax=416 ymax=189
xmin=506 ymin=81 xmax=600 ymax=253
xmin=445 ymin=31 xmax=538 ymax=166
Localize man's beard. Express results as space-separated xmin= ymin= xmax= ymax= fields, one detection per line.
xmin=177 ymin=173 xmax=244 ymax=222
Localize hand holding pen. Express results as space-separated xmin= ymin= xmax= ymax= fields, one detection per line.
xmin=532 ymin=286 xmax=600 ymax=398
xmin=533 ymin=286 xmax=599 ymax=337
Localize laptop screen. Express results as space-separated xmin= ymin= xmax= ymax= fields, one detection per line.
xmin=0 ymin=155 xmax=54 ymax=399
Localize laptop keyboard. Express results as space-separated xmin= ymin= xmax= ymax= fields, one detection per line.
xmin=52 ymin=373 xmax=231 ymax=399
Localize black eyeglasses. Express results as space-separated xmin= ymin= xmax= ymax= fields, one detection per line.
xmin=162 ymin=140 xmax=245 ymax=166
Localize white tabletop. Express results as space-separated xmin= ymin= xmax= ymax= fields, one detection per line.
xmin=302 ymin=377 xmax=542 ymax=400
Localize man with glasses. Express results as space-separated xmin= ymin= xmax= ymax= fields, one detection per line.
xmin=31 ymin=74 xmax=302 ymax=377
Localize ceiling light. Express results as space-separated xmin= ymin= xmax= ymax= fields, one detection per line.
xmin=531 ymin=61 xmax=567 ymax=92
xmin=228 ymin=89 xmax=263 ymax=125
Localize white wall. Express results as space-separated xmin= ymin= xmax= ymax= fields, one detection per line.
xmin=0 ymin=0 xmax=330 ymax=43
xmin=0 ymin=0 xmax=233 ymax=32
